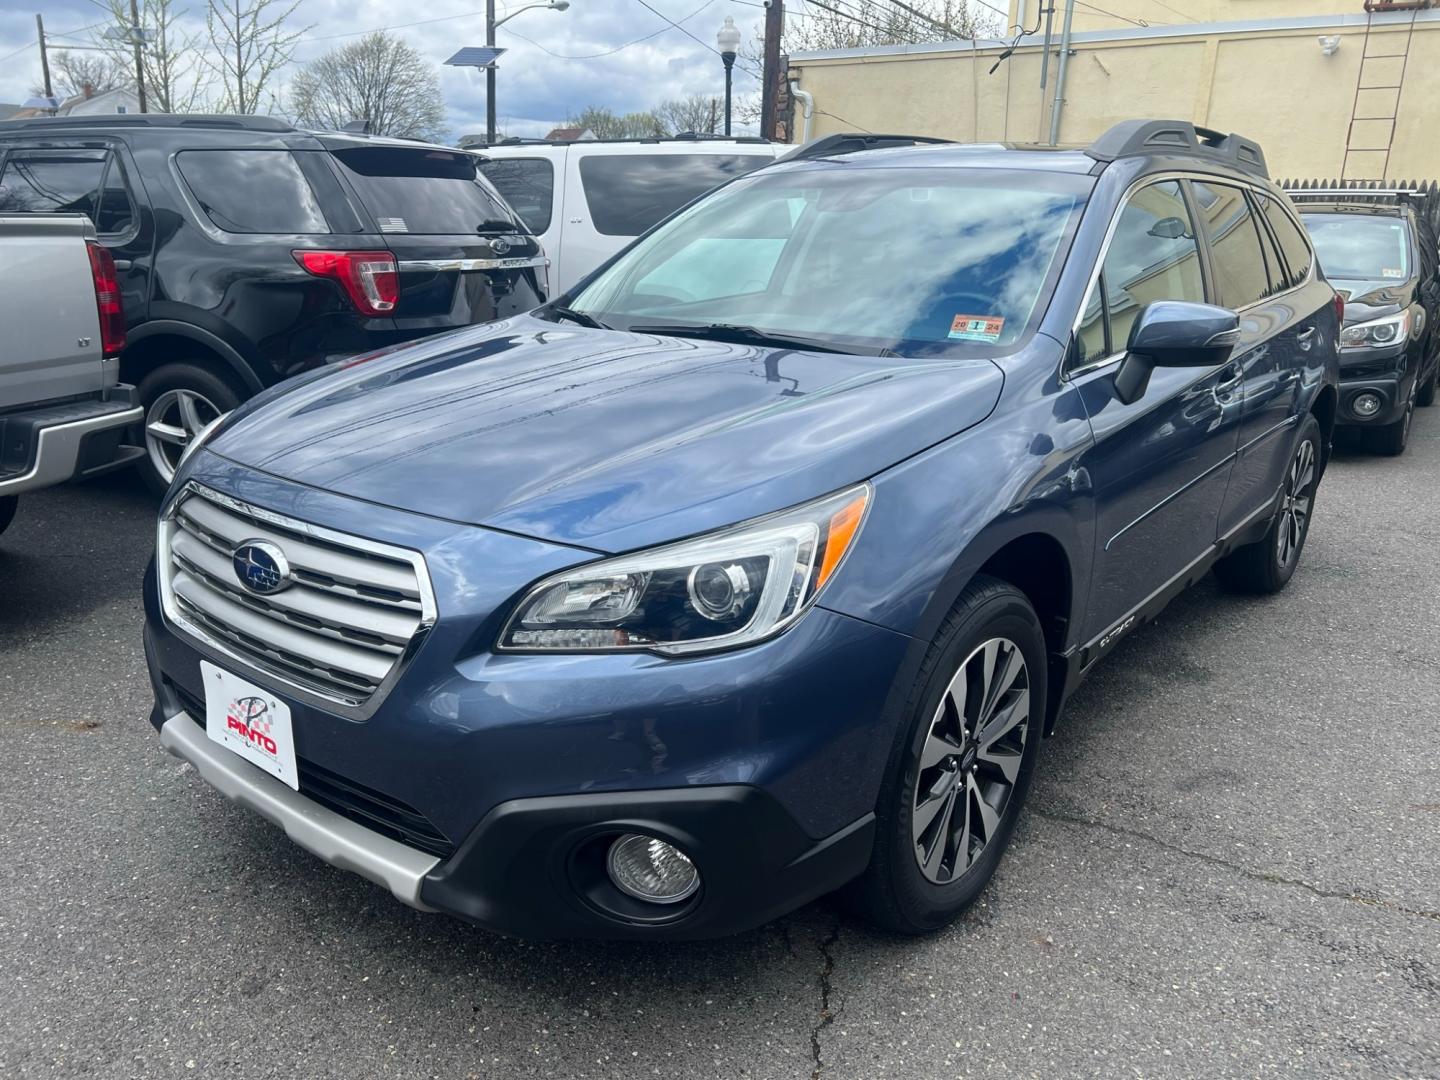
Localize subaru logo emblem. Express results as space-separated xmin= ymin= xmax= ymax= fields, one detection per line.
xmin=488 ymin=236 xmax=512 ymax=256
xmin=232 ymin=540 xmax=292 ymax=596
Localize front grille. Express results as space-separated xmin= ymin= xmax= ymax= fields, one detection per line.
xmin=160 ymin=485 xmax=431 ymax=708
xmin=173 ymin=686 xmax=455 ymax=859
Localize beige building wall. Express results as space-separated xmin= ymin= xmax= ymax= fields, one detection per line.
xmin=787 ymin=8 xmax=1440 ymax=180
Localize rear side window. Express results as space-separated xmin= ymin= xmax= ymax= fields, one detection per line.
xmin=332 ymin=147 xmax=515 ymax=235
xmin=178 ymin=150 xmax=329 ymax=234
xmin=477 ymin=158 xmax=554 ymax=234
xmin=95 ymin=155 xmax=137 ymax=235
xmin=1193 ymin=181 xmax=1273 ymax=308
xmin=1255 ymin=193 xmax=1313 ymax=287
xmin=0 ymin=149 xmax=107 ymax=219
xmin=1099 ymin=179 xmax=1206 ymax=351
xmin=578 ymin=154 xmax=771 ymax=237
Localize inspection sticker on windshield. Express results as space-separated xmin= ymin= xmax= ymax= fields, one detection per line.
xmin=1383 ymin=267 xmax=1405 ymax=279
xmin=949 ymin=314 xmax=1005 ymax=343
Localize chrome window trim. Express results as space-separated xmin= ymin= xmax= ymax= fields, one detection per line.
xmin=1064 ymin=171 xmax=1318 ymax=382
xmin=156 ymin=480 xmax=439 ymax=721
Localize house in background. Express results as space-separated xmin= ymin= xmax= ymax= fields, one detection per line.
xmin=8 ymin=85 xmax=142 ymax=120
xmin=542 ymin=126 xmax=595 ymax=141
xmin=0 ymin=103 xmax=21 ymax=121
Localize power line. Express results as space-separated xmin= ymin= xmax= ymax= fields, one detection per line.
xmin=301 ymin=10 xmax=489 ymax=44
xmin=1071 ymin=0 xmax=1152 ymax=27
xmin=631 ymin=0 xmax=763 ymax=76
xmin=0 ymin=40 xmax=35 ymax=64
xmin=501 ymin=0 xmax=718 ymax=59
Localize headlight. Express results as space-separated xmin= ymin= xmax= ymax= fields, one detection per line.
xmin=1340 ymin=310 xmax=1410 ymax=349
xmin=499 ymin=484 xmax=871 ymax=654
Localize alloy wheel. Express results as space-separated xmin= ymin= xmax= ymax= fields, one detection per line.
xmin=912 ymin=637 xmax=1031 ymax=885
xmin=1276 ymin=436 xmax=1316 ymax=568
xmin=146 ymin=388 xmax=224 ymax=485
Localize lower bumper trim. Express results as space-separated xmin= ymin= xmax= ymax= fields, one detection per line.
xmin=159 ymin=714 xmax=440 ymax=909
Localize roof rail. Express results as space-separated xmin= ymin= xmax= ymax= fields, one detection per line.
xmin=462 ymin=133 xmax=774 ymax=149
xmin=1085 ymin=119 xmax=1267 ymax=178
xmin=777 ymin=132 xmax=954 ymax=162
xmin=1281 ymin=186 xmax=1426 ymax=200
xmin=0 ymin=113 xmax=295 ymax=133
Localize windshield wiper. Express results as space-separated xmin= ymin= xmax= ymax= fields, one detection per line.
xmin=545 ymin=305 xmax=611 ymax=330
xmin=628 ymin=322 xmax=881 ymax=356
xmin=475 ymin=218 xmax=522 ymax=234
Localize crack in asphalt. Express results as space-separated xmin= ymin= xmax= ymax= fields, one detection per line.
xmin=1036 ymin=808 xmax=1440 ymax=923
xmin=808 ymin=921 xmax=843 ymax=1080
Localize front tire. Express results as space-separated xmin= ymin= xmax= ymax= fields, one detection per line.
xmin=1368 ymin=381 xmax=1416 ymax=456
xmin=137 ymin=362 xmax=243 ymax=494
xmin=1416 ymin=363 xmax=1437 ymax=408
xmin=849 ymin=575 xmax=1046 ymax=934
xmin=1214 ymin=414 xmax=1322 ymax=595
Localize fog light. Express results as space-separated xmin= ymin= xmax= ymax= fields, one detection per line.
xmin=606 ymin=834 xmax=700 ymax=903
xmin=1353 ymin=392 xmax=1383 ymax=418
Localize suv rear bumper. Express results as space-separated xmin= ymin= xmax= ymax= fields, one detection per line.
xmin=0 ymin=387 xmax=143 ymax=496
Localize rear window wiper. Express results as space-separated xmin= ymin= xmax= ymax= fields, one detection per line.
xmin=545 ymin=305 xmax=611 ymax=330
xmin=628 ymin=322 xmax=885 ymax=356
xmin=475 ymin=218 xmax=523 ymax=234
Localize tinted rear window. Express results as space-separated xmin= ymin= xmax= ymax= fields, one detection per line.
xmin=332 ymin=146 xmax=516 ymax=235
xmin=578 ymin=153 xmax=771 ymax=236
xmin=177 ymin=149 xmax=330 ymax=234
xmin=477 ymin=158 xmax=554 ymax=234
xmin=0 ymin=150 xmax=107 ymax=218
xmin=1302 ymin=212 xmax=1411 ymax=281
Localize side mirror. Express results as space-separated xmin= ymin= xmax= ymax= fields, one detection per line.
xmin=1113 ymin=301 xmax=1240 ymax=405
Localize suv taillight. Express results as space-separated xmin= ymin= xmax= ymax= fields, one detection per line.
xmin=1333 ymin=290 xmax=1345 ymax=326
xmin=293 ymin=250 xmax=399 ymax=316
xmin=86 ymin=241 xmax=125 ymax=356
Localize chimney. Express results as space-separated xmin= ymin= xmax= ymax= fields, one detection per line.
xmin=82 ymin=82 xmax=95 ymax=99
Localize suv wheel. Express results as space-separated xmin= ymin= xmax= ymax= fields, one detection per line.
xmin=848 ymin=575 xmax=1045 ymax=934
xmin=0 ymin=495 xmax=17 ymax=539
xmin=1214 ymin=414 xmax=1322 ymax=594
xmin=138 ymin=362 xmax=243 ymax=494
xmin=1368 ymin=382 xmax=1416 ymax=457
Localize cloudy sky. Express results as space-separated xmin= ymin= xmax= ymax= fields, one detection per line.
xmin=0 ymin=0 xmax=770 ymax=138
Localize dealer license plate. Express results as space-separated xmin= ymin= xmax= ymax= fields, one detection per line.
xmin=200 ymin=660 xmax=299 ymax=791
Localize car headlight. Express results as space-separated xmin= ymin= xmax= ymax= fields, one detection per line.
xmin=1340 ymin=310 xmax=1410 ymax=349
xmin=499 ymin=484 xmax=871 ymax=654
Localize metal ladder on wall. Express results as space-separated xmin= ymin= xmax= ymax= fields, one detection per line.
xmin=1342 ymin=0 xmax=1431 ymax=180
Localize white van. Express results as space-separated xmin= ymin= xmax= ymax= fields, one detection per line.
xmin=475 ymin=137 xmax=783 ymax=296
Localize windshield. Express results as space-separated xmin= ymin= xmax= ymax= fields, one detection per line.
xmin=566 ymin=165 xmax=1090 ymax=355
xmin=331 ymin=146 xmax=520 ymax=235
xmin=1303 ymin=213 xmax=1411 ymax=281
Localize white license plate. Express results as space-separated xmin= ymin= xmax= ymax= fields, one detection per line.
xmin=200 ymin=660 xmax=299 ymax=791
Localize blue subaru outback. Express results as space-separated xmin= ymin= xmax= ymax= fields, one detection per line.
xmin=144 ymin=120 xmax=1340 ymax=939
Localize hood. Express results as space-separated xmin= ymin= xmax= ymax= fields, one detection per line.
xmin=210 ymin=316 xmax=1005 ymax=552
xmin=1331 ymin=277 xmax=1413 ymax=324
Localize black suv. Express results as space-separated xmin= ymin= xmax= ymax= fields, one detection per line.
xmin=1288 ymin=187 xmax=1440 ymax=455
xmin=0 ymin=114 xmax=547 ymax=488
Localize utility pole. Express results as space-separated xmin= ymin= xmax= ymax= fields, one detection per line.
xmin=760 ymin=0 xmax=784 ymax=140
xmin=485 ymin=0 xmax=497 ymax=143
xmin=35 ymin=13 xmax=53 ymax=99
xmin=1047 ymin=0 xmax=1075 ymax=145
xmin=128 ymin=0 xmax=148 ymax=113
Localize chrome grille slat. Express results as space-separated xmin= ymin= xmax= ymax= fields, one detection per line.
xmin=159 ymin=485 xmax=434 ymax=709
xmin=176 ymin=511 xmax=424 ymax=613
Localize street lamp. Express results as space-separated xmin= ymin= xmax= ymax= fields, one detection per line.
xmin=486 ymin=0 xmax=570 ymax=143
xmin=717 ymin=16 xmax=740 ymax=137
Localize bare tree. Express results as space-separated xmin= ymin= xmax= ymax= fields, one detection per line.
xmin=205 ymin=0 xmax=308 ymax=114
xmin=31 ymin=51 xmax=131 ymax=100
xmin=782 ymin=0 xmax=994 ymax=50
xmin=567 ymin=106 xmax=666 ymax=139
xmin=79 ymin=0 xmax=207 ymax=112
xmin=657 ymin=94 xmax=724 ymax=135
xmin=289 ymin=32 xmax=445 ymax=140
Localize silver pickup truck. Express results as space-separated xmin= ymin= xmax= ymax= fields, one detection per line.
xmin=0 ymin=214 xmax=143 ymax=538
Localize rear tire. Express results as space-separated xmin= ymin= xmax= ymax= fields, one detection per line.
xmin=0 ymin=496 xmax=17 ymax=539
xmin=1214 ymin=414 xmax=1322 ymax=595
xmin=847 ymin=575 xmax=1046 ymax=935
xmin=137 ymin=361 xmax=245 ymax=495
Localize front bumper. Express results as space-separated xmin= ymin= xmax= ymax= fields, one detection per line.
xmin=1336 ymin=344 xmax=1413 ymax=425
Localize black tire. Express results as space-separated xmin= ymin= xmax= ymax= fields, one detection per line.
xmin=1214 ymin=414 xmax=1322 ymax=595
xmin=1367 ymin=388 xmax=1415 ymax=457
xmin=0 ymin=495 xmax=17 ymax=539
xmin=1416 ymin=364 xmax=1437 ymax=408
xmin=136 ymin=361 xmax=245 ymax=495
xmin=847 ymin=575 xmax=1046 ymax=935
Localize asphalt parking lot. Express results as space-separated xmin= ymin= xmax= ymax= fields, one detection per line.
xmin=1 ymin=417 xmax=1438 ymax=1080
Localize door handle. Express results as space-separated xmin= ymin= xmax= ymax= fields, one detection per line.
xmin=1213 ymin=365 xmax=1244 ymax=402
xmin=1297 ymin=326 xmax=1317 ymax=351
